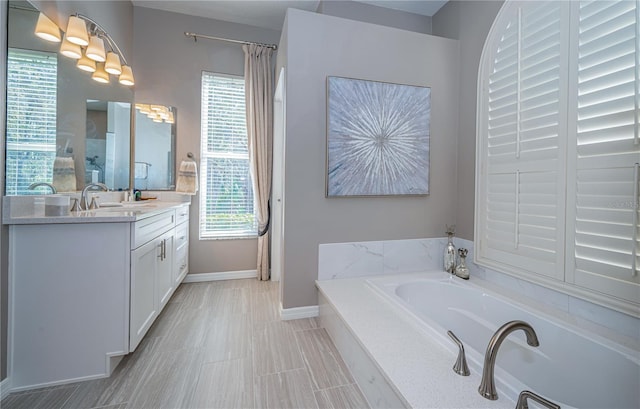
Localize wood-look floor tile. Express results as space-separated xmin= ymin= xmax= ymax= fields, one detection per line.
xmin=144 ymin=301 xmax=182 ymax=339
xmin=188 ymin=358 xmax=253 ymax=409
xmin=90 ymin=404 xmax=127 ymax=409
xmin=180 ymin=282 xmax=213 ymax=309
xmin=62 ymin=337 xmax=162 ymax=408
xmin=254 ymin=321 xmax=305 ymax=375
xmin=296 ymin=328 xmax=354 ymax=390
xmin=126 ymin=348 xmax=202 ymax=409
xmin=252 ymin=290 xmax=280 ymax=323
xmin=156 ymin=307 xmax=208 ymax=352
xmin=283 ymin=317 xmax=320 ymax=332
xmin=1 ymin=384 xmax=78 ymax=409
xmin=256 ymin=368 xmax=319 ymax=409
xmin=202 ymin=314 xmax=252 ymax=363
xmin=314 ymin=384 xmax=370 ymax=409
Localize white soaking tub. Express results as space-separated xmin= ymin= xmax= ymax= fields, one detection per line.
xmin=367 ymin=271 xmax=639 ymax=409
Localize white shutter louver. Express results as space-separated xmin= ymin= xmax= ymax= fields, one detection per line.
xmin=566 ymin=0 xmax=640 ymax=303
xmin=5 ymin=48 xmax=57 ymax=195
xmin=479 ymin=1 xmax=566 ymax=280
xmin=199 ymin=73 xmax=257 ymax=238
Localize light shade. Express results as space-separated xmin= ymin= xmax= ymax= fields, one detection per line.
xmin=104 ymin=52 xmax=122 ymax=75
xmin=77 ymin=53 xmax=97 ymax=72
xmin=139 ymin=104 xmax=151 ymax=114
xmin=60 ymin=36 xmax=82 ymax=59
xmin=86 ymin=35 xmax=106 ymax=62
xmin=91 ymin=63 xmax=109 ymax=83
xmin=118 ymin=65 xmax=135 ymax=86
xmin=65 ymin=16 xmax=89 ymax=46
xmin=35 ymin=13 xmax=61 ymax=42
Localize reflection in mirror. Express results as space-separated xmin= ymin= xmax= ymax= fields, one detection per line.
xmin=86 ymin=100 xmax=131 ymax=190
xmin=5 ymin=1 xmax=133 ymax=195
xmin=134 ymin=104 xmax=177 ymax=190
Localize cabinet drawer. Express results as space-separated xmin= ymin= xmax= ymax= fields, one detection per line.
xmin=176 ymin=206 xmax=189 ymax=225
xmin=175 ymin=222 xmax=188 ymax=251
xmin=133 ymin=211 xmax=175 ymax=249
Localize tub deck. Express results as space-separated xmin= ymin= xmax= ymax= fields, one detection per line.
xmin=316 ymin=274 xmax=513 ymax=409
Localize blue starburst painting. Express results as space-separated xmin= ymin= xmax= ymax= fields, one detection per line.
xmin=327 ymin=76 xmax=430 ymax=197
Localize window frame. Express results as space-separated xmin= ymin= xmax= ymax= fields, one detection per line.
xmin=199 ymin=71 xmax=257 ymax=240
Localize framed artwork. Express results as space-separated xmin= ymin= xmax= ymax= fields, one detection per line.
xmin=326 ymin=76 xmax=431 ymax=197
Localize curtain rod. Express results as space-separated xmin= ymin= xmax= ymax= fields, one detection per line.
xmin=184 ymin=32 xmax=278 ymax=50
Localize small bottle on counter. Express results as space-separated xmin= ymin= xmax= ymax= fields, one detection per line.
xmin=455 ymin=248 xmax=470 ymax=280
xmin=444 ymin=225 xmax=456 ymax=274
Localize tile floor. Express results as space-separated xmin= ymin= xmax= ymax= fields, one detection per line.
xmin=1 ymin=279 xmax=370 ymax=409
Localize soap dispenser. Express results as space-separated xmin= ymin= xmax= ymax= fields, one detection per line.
xmin=444 ymin=225 xmax=456 ymax=274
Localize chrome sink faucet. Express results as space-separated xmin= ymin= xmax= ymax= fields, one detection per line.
xmin=81 ymin=183 xmax=108 ymax=210
xmin=28 ymin=182 xmax=57 ymax=194
xmin=478 ymin=320 xmax=539 ymax=400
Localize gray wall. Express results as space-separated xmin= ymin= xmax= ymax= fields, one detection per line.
xmin=316 ymin=0 xmax=432 ymax=34
xmin=280 ymin=9 xmax=460 ymax=309
xmin=132 ymin=7 xmax=281 ymax=275
xmin=431 ymin=0 xmax=504 ymax=240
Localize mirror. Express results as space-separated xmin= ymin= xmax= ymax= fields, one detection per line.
xmin=86 ymin=100 xmax=131 ymax=190
xmin=5 ymin=1 xmax=133 ymax=195
xmin=134 ymin=105 xmax=177 ymax=190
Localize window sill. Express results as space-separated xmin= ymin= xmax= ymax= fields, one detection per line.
xmin=198 ymin=234 xmax=258 ymax=241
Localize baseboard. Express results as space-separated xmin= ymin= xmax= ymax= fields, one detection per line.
xmin=183 ymin=270 xmax=257 ymax=283
xmin=1 ymin=377 xmax=11 ymax=400
xmin=280 ymin=305 xmax=319 ymax=320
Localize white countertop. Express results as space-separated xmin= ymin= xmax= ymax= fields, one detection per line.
xmin=316 ymin=275 xmax=513 ymax=409
xmin=3 ymin=201 xmax=189 ymax=225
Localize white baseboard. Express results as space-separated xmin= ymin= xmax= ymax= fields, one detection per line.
xmin=183 ymin=270 xmax=257 ymax=283
xmin=280 ymin=305 xmax=319 ymax=320
xmin=1 ymin=377 xmax=11 ymax=400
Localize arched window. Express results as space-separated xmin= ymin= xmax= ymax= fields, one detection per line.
xmin=476 ymin=0 xmax=639 ymax=315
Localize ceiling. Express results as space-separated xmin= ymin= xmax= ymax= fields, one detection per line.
xmin=131 ymin=1 xmax=448 ymax=31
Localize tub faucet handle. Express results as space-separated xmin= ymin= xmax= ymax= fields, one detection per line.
xmin=447 ymin=330 xmax=470 ymax=376
xmin=515 ymin=390 xmax=560 ymax=409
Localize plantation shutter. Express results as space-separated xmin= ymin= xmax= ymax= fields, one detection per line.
xmin=477 ymin=1 xmax=567 ymax=280
xmin=566 ymin=0 xmax=640 ymax=303
xmin=199 ymin=73 xmax=257 ymax=238
xmin=5 ymin=48 xmax=57 ymax=195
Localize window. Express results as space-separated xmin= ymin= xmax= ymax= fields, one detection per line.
xmin=476 ymin=1 xmax=639 ymax=315
xmin=5 ymin=48 xmax=57 ymax=195
xmin=199 ymin=73 xmax=256 ymax=239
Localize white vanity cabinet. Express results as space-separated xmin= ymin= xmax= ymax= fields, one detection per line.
xmin=6 ymin=201 xmax=190 ymax=390
xmin=129 ymin=205 xmax=189 ymax=352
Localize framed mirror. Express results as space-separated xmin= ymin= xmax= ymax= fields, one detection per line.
xmin=133 ymin=104 xmax=177 ymax=190
xmin=5 ymin=1 xmax=133 ymax=195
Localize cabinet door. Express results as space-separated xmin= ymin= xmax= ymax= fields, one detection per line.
xmin=157 ymin=229 xmax=175 ymax=310
xmin=130 ymin=238 xmax=161 ymax=352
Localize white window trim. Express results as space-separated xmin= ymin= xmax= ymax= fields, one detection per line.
xmin=199 ymin=71 xmax=257 ymax=240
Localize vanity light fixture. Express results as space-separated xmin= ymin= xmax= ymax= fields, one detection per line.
xmin=65 ymin=15 xmax=89 ymax=46
xmin=60 ymin=35 xmax=82 ymax=59
xmin=34 ymin=13 xmax=134 ymax=86
xmin=104 ymin=52 xmax=122 ymax=75
xmin=91 ymin=62 xmax=110 ymax=83
xmin=135 ymin=104 xmax=174 ymax=124
xmin=34 ymin=12 xmax=61 ymax=42
xmin=77 ymin=52 xmax=97 ymax=72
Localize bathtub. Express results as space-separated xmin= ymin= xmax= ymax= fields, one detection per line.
xmin=367 ymin=271 xmax=640 ymax=409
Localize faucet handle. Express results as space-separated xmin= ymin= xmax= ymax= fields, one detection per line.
xmin=516 ymin=390 xmax=560 ymax=409
xmin=447 ymin=330 xmax=470 ymax=376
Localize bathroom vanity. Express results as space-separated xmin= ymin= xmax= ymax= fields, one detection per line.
xmin=4 ymin=200 xmax=190 ymax=390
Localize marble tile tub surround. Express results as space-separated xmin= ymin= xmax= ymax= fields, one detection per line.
xmin=318 ymin=237 xmax=640 ymax=343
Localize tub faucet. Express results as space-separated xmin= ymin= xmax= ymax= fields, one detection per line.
xmin=478 ymin=320 xmax=539 ymax=400
xmin=81 ymin=182 xmax=108 ymax=210
xmin=28 ymin=182 xmax=57 ymax=194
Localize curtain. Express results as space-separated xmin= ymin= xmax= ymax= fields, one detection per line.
xmin=243 ymin=44 xmax=273 ymax=281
